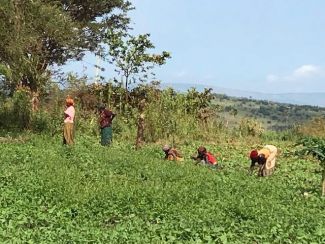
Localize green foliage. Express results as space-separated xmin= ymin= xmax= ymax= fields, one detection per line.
xmin=38 ymin=82 xmax=219 ymax=144
xmin=0 ymin=87 xmax=32 ymax=129
xmin=296 ymin=117 xmax=325 ymax=138
xmin=214 ymin=94 xmax=325 ymax=131
xmin=12 ymin=87 xmax=32 ymax=128
xmin=296 ymin=137 xmax=325 ymax=163
xmin=295 ymin=137 xmax=325 ymax=195
xmin=238 ymin=118 xmax=264 ymax=137
xmin=0 ymin=135 xmax=323 ymax=242
xmin=142 ymin=87 xmax=220 ymax=143
xmin=105 ymin=29 xmax=171 ymax=92
xmin=0 ymin=0 xmax=132 ymax=93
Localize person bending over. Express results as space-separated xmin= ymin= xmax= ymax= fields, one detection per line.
xmin=192 ymin=146 xmax=217 ymax=166
xmin=250 ymin=145 xmax=277 ymax=176
xmin=162 ymin=145 xmax=183 ymax=161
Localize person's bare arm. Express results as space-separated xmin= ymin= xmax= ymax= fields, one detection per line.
xmin=111 ymin=112 xmax=116 ymax=121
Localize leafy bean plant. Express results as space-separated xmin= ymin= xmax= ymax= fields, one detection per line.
xmin=0 ymin=134 xmax=324 ymax=242
xmin=296 ymin=137 xmax=325 ymax=196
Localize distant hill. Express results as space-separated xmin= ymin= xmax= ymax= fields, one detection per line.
xmin=212 ymin=94 xmax=325 ymax=131
xmin=161 ymin=82 xmax=325 ymax=131
xmin=162 ymin=83 xmax=325 ymax=107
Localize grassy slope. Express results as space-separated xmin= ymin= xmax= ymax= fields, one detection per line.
xmin=0 ymin=135 xmax=324 ymax=243
xmin=214 ymin=94 xmax=325 ymax=131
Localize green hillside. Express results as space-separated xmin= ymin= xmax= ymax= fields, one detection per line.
xmin=214 ymin=94 xmax=325 ymax=131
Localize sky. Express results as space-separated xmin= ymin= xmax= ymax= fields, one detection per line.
xmin=64 ymin=0 xmax=325 ymax=94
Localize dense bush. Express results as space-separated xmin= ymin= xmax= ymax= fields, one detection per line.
xmin=296 ymin=117 xmax=325 ymax=138
xmin=237 ymin=118 xmax=264 ymax=137
xmin=0 ymin=87 xmax=32 ymax=129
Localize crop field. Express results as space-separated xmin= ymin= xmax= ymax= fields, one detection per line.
xmin=0 ymin=134 xmax=324 ymax=243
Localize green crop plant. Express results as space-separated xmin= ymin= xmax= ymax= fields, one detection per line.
xmin=0 ymin=134 xmax=324 ymax=242
xmin=296 ymin=137 xmax=325 ymax=196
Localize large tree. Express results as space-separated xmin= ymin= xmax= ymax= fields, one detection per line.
xmin=0 ymin=0 xmax=132 ymax=93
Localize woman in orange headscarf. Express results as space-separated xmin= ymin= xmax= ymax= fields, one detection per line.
xmin=63 ymin=96 xmax=75 ymax=145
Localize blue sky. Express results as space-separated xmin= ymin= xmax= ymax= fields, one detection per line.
xmin=64 ymin=0 xmax=325 ymax=93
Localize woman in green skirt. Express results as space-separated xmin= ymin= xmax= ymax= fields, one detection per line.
xmin=98 ymin=104 xmax=116 ymax=146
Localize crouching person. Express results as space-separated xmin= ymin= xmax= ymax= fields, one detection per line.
xmin=192 ymin=146 xmax=218 ymax=166
xmin=162 ymin=145 xmax=184 ymax=161
xmin=250 ymin=145 xmax=277 ymax=176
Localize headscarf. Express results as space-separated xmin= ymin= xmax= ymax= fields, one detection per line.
xmin=250 ymin=150 xmax=259 ymax=160
xmin=66 ymin=97 xmax=74 ymax=106
xmin=162 ymin=144 xmax=171 ymax=152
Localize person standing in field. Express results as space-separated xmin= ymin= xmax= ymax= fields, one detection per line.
xmin=249 ymin=145 xmax=278 ymax=176
xmin=98 ymin=104 xmax=116 ymax=146
xmin=63 ymin=97 xmax=75 ymax=145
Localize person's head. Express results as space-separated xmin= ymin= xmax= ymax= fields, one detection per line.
xmin=198 ymin=146 xmax=207 ymax=155
xmin=98 ymin=103 xmax=106 ymax=111
xmin=258 ymin=154 xmax=266 ymax=165
xmin=66 ymin=97 xmax=74 ymax=107
xmin=162 ymin=144 xmax=171 ymax=152
xmin=250 ymin=149 xmax=259 ymax=163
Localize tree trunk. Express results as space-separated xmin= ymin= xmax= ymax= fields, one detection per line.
xmin=322 ymin=168 xmax=325 ymax=197
xmin=135 ymin=113 xmax=145 ymax=150
xmin=125 ymin=76 xmax=129 ymax=104
xmin=135 ymin=99 xmax=146 ymax=150
xmin=31 ymin=92 xmax=40 ymax=112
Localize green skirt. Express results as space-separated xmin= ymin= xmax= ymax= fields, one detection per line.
xmin=101 ymin=126 xmax=112 ymax=146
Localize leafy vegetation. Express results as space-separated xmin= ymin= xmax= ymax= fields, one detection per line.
xmin=105 ymin=30 xmax=171 ymax=99
xmin=0 ymin=134 xmax=324 ymax=243
xmin=0 ymin=1 xmax=324 ymax=242
xmin=0 ymin=0 xmax=131 ymax=93
xmin=296 ymin=137 xmax=325 ymax=196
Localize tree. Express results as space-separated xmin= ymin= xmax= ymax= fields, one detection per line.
xmin=185 ymin=88 xmax=215 ymax=123
xmin=105 ymin=29 xmax=171 ymax=103
xmin=0 ymin=0 xmax=132 ymax=94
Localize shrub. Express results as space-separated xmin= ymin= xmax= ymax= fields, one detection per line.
xmin=237 ymin=118 xmax=264 ymax=137
xmin=296 ymin=117 xmax=325 ymax=138
xmin=0 ymin=87 xmax=32 ymax=130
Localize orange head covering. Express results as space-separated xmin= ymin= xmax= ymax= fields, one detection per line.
xmin=66 ymin=97 xmax=74 ymax=106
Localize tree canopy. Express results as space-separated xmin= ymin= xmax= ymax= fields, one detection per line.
xmin=0 ymin=0 xmax=132 ymax=93
xmin=105 ymin=29 xmax=171 ymax=103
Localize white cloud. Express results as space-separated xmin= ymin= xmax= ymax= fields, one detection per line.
xmin=175 ymin=70 xmax=188 ymax=78
xmin=266 ymin=64 xmax=325 ymax=83
xmin=292 ymin=64 xmax=320 ymax=78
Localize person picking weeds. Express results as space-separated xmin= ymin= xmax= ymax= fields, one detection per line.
xmin=162 ymin=145 xmax=184 ymax=161
xmin=249 ymin=144 xmax=278 ymax=176
xmin=191 ymin=146 xmax=218 ymax=166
